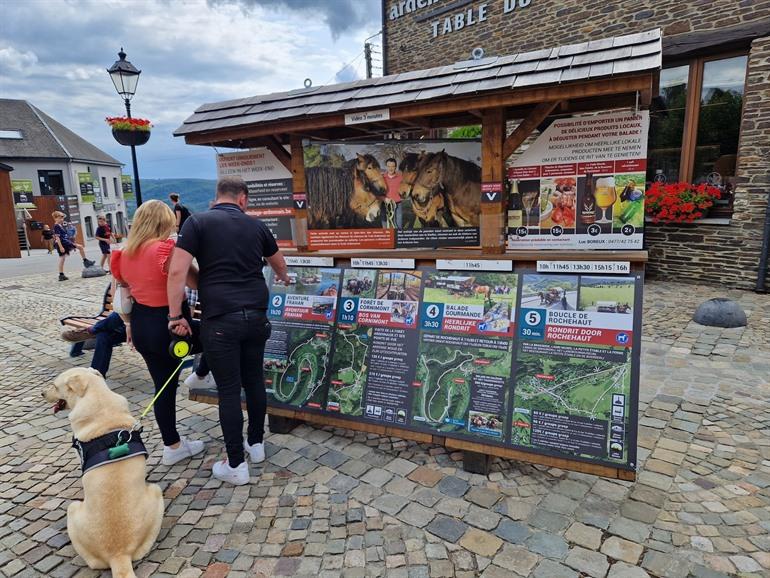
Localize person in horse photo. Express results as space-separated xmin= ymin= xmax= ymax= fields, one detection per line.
xmin=383 ymin=157 xmax=404 ymax=228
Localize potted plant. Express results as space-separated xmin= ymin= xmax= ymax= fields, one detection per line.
xmin=106 ymin=116 xmax=152 ymax=146
xmin=645 ymin=181 xmax=721 ymax=224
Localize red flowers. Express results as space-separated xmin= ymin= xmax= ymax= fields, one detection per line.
xmin=645 ymin=182 xmax=721 ymax=224
xmin=105 ymin=116 xmax=152 ymax=132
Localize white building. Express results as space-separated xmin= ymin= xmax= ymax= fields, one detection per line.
xmin=0 ymin=99 xmax=130 ymax=246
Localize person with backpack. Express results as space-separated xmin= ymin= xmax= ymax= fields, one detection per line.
xmin=169 ymin=192 xmax=191 ymax=233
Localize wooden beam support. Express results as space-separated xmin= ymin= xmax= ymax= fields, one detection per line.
xmin=289 ymin=134 xmax=310 ymax=252
xmin=181 ymin=74 xmax=653 ymax=147
xmin=503 ymin=101 xmax=561 ymax=159
xmin=480 ymin=107 xmax=506 ymax=255
xmin=263 ymin=136 xmax=292 ymax=172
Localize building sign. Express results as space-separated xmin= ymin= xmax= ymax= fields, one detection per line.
xmin=121 ymin=175 xmax=134 ymax=200
xmin=304 ymin=140 xmax=481 ymax=250
xmin=261 ymin=265 xmax=641 ymax=472
xmin=78 ymin=173 xmax=95 ymax=203
xmin=507 ymin=110 xmax=649 ymax=250
xmin=345 ymin=109 xmax=390 ymax=125
xmin=387 ymin=0 xmax=533 ymax=38
xmin=216 ymin=148 xmax=294 ymax=247
xmin=65 ymin=195 xmax=81 ymax=224
xmin=11 ymin=180 xmax=36 ymax=208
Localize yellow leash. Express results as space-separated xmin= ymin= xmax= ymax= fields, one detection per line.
xmin=138 ymin=357 xmax=188 ymax=420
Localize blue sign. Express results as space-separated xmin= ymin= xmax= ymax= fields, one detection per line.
xmin=519 ymin=308 xmax=546 ymax=340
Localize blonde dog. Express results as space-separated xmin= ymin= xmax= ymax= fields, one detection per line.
xmin=43 ymin=368 xmax=164 ymax=578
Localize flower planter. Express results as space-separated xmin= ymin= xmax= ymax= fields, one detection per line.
xmin=112 ymin=129 xmax=150 ymax=146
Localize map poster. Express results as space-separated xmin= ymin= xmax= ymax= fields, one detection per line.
xmin=511 ymin=272 xmax=642 ymax=469
xmin=264 ymin=266 xmax=342 ymax=410
xmin=217 ymin=148 xmax=294 ymax=247
xmin=507 ymin=110 xmax=649 ymax=250
xmin=327 ymin=269 xmax=423 ymax=425
xmin=77 ymin=173 xmax=95 ymax=203
xmin=304 ymin=140 xmax=481 ymax=250
xmin=411 ymin=270 xmax=517 ymax=441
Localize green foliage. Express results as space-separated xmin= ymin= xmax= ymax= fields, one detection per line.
xmin=448 ymin=125 xmax=482 ymax=139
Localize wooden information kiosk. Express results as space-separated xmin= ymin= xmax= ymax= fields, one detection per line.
xmin=175 ymin=29 xmax=661 ymax=480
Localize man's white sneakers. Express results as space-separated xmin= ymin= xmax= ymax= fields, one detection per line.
xmin=244 ymin=440 xmax=266 ymax=463
xmin=212 ymin=459 xmax=250 ymax=485
xmin=162 ymin=437 xmax=205 ymax=466
xmin=183 ymin=372 xmax=216 ymax=388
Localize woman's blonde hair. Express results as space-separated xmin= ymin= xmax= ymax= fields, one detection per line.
xmin=52 ymin=211 xmax=65 ymax=219
xmin=124 ymin=200 xmax=176 ymax=256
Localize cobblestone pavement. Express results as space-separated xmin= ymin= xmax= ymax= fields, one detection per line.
xmin=0 ymin=275 xmax=768 ymax=578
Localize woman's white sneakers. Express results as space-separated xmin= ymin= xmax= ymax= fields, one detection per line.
xmin=244 ymin=440 xmax=266 ymax=463
xmin=212 ymin=459 xmax=250 ymax=485
xmin=162 ymin=437 xmax=205 ymax=466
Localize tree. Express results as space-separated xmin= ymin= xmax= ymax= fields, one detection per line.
xmin=448 ymin=125 xmax=482 ymax=139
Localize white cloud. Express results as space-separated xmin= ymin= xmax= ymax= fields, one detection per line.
xmin=0 ymin=45 xmax=38 ymax=73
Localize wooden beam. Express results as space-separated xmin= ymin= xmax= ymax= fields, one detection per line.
xmin=480 ymin=108 xmax=506 ymax=255
xmin=503 ymin=101 xmax=560 ymax=159
xmin=181 ymin=74 xmax=654 ymax=147
xmin=289 ymin=134 xmax=310 ymax=252
xmin=263 ymin=136 xmax=292 ymax=172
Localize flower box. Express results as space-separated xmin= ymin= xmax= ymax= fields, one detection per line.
xmin=112 ymin=129 xmax=150 ymax=146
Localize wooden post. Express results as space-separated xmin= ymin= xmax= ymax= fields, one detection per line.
xmin=289 ymin=134 xmax=309 ymax=251
xmin=0 ymin=167 xmax=21 ymax=258
xmin=463 ymin=450 xmax=493 ymax=475
xmin=268 ymin=414 xmax=302 ymax=434
xmin=480 ymin=108 xmax=506 ymax=254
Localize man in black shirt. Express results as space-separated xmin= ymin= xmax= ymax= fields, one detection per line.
xmin=169 ymin=192 xmax=191 ymax=232
xmin=167 ymin=177 xmax=289 ymax=485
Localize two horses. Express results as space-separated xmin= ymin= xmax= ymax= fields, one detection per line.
xmin=400 ymin=151 xmax=480 ymax=228
xmin=307 ymin=154 xmax=391 ymax=229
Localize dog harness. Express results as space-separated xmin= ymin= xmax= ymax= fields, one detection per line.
xmin=72 ymin=428 xmax=148 ymax=474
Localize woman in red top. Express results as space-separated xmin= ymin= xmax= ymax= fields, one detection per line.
xmin=112 ymin=200 xmax=204 ymax=465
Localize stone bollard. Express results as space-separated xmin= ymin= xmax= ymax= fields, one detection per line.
xmin=692 ymin=298 xmax=747 ymax=328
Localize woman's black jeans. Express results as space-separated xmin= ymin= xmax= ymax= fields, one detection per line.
xmin=131 ymin=301 xmax=193 ymax=447
xmin=201 ymin=308 xmax=271 ymax=467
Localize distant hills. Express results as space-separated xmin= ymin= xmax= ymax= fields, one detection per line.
xmin=136 ymin=178 xmax=216 ymax=214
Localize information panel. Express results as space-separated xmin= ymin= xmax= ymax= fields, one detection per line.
xmin=217 ymin=148 xmax=294 ymax=247
xmin=261 ymin=265 xmax=642 ymax=472
xmin=264 ymin=266 xmax=342 ymax=410
xmin=507 ymin=111 xmax=649 ymax=250
xmin=304 ymin=141 xmax=481 ymax=250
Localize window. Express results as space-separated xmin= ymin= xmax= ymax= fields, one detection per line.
xmin=116 ymin=211 xmax=125 ymax=235
xmin=101 ymin=176 xmax=109 ymax=197
xmin=84 ymin=216 xmax=93 ymax=238
xmin=106 ymin=213 xmax=113 ymax=229
xmin=0 ymin=130 xmax=22 ymax=139
xmin=113 ymin=177 xmax=120 ymax=197
xmin=38 ymin=170 xmax=65 ymax=196
xmin=647 ymin=54 xmax=748 ymax=216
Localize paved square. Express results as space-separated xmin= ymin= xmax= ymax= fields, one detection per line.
xmin=0 ymin=274 xmax=768 ymax=577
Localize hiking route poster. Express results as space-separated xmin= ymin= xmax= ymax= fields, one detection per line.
xmin=264 ymin=266 xmax=342 ymax=410
xmin=410 ymin=270 xmax=517 ymax=442
xmin=507 ymin=110 xmax=649 ymax=250
xmin=511 ymin=272 xmax=642 ymax=469
xmin=326 ymin=269 xmax=423 ymax=424
xmin=303 ymin=141 xmax=481 ymax=250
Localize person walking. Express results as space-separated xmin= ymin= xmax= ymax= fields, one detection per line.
xmin=169 ymin=192 xmax=191 ymax=233
xmin=52 ymin=211 xmax=94 ymax=281
xmin=94 ymin=215 xmax=114 ymax=272
xmin=167 ymin=177 xmax=289 ymax=485
xmin=42 ymin=224 xmax=54 ymax=254
xmin=111 ymin=200 xmax=204 ymax=465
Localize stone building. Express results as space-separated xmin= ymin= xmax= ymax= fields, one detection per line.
xmin=382 ymin=0 xmax=770 ymax=290
xmin=0 ymin=99 xmax=130 ymax=252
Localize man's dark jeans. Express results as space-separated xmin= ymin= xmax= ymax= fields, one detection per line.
xmin=69 ymin=313 xmax=126 ymax=377
xmin=201 ymin=309 xmax=271 ymax=468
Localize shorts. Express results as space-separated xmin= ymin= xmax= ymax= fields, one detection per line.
xmin=99 ymin=242 xmax=111 ymax=255
xmin=56 ymin=243 xmax=74 ymax=257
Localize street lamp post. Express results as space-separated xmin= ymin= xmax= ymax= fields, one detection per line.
xmin=107 ymin=48 xmax=143 ymax=207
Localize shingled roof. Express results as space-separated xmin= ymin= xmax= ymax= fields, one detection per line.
xmin=175 ymin=29 xmax=661 ymax=138
xmin=0 ymin=99 xmax=121 ymax=166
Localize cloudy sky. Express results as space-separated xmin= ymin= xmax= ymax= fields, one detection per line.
xmin=1 ymin=0 xmax=382 ymax=178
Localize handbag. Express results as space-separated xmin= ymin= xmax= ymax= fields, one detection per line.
xmin=113 ymin=283 xmax=133 ymax=315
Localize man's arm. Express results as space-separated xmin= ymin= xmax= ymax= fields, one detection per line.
xmin=265 ymin=251 xmax=291 ymax=284
xmin=174 ymin=207 xmax=182 ymax=230
xmin=167 ymin=247 xmax=193 ymax=319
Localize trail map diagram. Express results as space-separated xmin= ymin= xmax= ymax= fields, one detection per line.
xmin=412 ymin=339 xmax=511 ymax=433
xmin=328 ymin=326 xmax=372 ymax=416
xmin=265 ymin=330 xmax=331 ymax=407
xmin=512 ymin=354 xmax=630 ymax=444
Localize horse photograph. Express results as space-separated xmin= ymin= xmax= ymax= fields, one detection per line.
xmin=304 ymin=141 xmax=481 ymax=249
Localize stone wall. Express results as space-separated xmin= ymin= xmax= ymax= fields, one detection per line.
xmin=384 ymin=0 xmax=770 ymax=289
xmin=384 ymin=0 xmax=770 ymax=74
xmin=645 ymin=35 xmax=770 ymax=289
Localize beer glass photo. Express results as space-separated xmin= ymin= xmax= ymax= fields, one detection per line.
xmin=595 ymin=176 xmax=616 ymax=224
